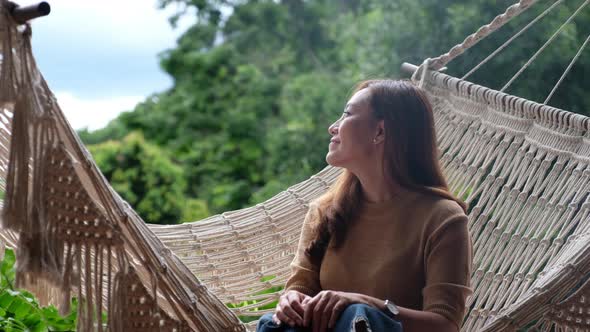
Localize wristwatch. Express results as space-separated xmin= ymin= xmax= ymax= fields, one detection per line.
xmin=384 ymin=299 xmax=400 ymax=317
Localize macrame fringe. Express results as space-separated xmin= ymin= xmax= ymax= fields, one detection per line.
xmin=0 ymin=17 xmax=124 ymax=332
xmin=3 ymin=93 xmax=30 ymax=232
xmin=0 ymin=3 xmax=240 ymax=331
xmin=0 ymin=9 xmax=17 ymax=105
xmin=3 ymin=57 xmax=62 ymax=293
xmin=16 ymin=274 xmax=62 ymax=307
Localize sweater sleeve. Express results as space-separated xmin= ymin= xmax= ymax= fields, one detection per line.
xmin=422 ymin=211 xmax=473 ymax=329
xmin=284 ymin=205 xmax=322 ymax=297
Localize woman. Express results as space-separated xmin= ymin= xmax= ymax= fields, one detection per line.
xmin=257 ymin=79 xmax=472 ymax=332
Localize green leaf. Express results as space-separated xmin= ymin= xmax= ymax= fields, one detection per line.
xmin=0 ymin=249 xmax=16 ymax=288
xmin=31 ymin=321 xmax=48 ymax=332
xmin=11 ymin=297 xmax=34 ymax=319
xmin=22 ymin=312 xmax=42 ymax=327
xmin=0 ymin=291 xmax=15 ymax=308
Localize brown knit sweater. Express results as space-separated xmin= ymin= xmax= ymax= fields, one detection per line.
xmin=285 ymin=187 xmax=473 ymax=328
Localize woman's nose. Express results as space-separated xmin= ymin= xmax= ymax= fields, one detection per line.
xmin=328 ymin=121 xmax=338 ymax=135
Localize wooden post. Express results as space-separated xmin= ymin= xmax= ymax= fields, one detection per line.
xmin=7 ymin=1 xmax=50 ymax=24
xmin=400 ymin=62 xmax=418 ymax=77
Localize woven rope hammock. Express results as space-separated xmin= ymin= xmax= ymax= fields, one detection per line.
xmin=1 ymin=0 xmax=590 ymax=330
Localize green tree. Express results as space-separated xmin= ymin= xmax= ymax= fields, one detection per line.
xmin=88 ymin=132 xmax=191 ymax=224
xmin=120 ymin=47 xmax=280 ymax=212
xmin=79 ymin=0 xmax=590 ymax=217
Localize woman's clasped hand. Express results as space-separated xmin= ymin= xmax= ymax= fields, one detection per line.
xmin=273 ymin=290 xmax=361 ymax=332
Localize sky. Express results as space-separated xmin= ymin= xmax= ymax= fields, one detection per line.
xmin=27 ymin=0 xmax=196 ymax=130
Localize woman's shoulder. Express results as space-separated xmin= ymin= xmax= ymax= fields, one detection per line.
xmin=412 ymin=189 xmax=468 ymax=231
xmin=432 ymin=196 xmax=466 ymax=218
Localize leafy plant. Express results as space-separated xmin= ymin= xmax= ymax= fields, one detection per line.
xmin=226 ymin=275 xmax=283 ymax=323
xmin=0 ymin=249 xmax=78 ymax=332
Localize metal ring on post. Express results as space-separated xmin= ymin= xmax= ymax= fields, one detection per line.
xmin=7 ymin=1 xmax=50 ymax=24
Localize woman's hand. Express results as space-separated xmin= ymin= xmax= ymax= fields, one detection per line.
xmin=303 ymin=290 xmax=364 ymax=332
xmin=273 ymin=290 xmax=311 ymax=327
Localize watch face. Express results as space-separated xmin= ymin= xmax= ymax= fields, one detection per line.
xmin=386 ymin=300 xmax=399 ymax=316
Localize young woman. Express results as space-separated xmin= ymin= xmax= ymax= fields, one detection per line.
xmin=257 ymin=79 xmax=472 ymax=332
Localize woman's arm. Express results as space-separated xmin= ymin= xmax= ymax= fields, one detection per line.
xmin=302 ymin=291 xmax=457 ymax=332
xmin=284 ymin=205 xmax=323 ymax=295
xmin=353 ymin=293 xmax=457 ymax=332
xmin=273 ymin=206 xmax=322 ymax=327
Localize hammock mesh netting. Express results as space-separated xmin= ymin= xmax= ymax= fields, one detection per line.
xmin=1 ymin=0 xmax=590 ymax=330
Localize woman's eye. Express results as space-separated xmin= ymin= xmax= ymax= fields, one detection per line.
xmin=343 ymin=111 xmax=351 ymax=116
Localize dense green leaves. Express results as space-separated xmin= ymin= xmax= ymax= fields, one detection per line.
xmin=0 ymin=250 xmax=77 ymax=331
xmin=88 ymin=132 xmax=189 ymax=224
xmin=78 ymin=0 xmax=589 ymax=224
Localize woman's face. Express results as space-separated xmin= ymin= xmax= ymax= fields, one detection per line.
xmin=326 ymin=88 xmax=381 ymax=170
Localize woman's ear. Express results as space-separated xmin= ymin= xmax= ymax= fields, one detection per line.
xmin=373 ymin=120 xmax=385 ymax=144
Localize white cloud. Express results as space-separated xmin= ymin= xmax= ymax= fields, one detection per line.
xmin=18 ymin=0 xmax=196 ymax=131
xmin=54 ymin=92 xmax=143 ymax=130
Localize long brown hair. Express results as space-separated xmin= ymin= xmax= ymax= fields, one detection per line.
xmin=305 ymin=79 xmax=468 ymax=265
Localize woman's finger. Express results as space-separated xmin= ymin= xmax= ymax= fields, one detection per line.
xmin=282 ymin=302 xmax=304 ymax=326
xmin=286 ymin=292 xmax=305 ymax=317
xmin=328 ymin=300 xmax=348 ymax=329
xmin=275 ymin=308 xmax=296 ymax=327
xmin=303 ymin=295 xmax=319 ymax=328
xmin=319 ymin=295 xmax=339 ymax=332
xmin=278 ymin=294 xmax=305 ymax=326
xmin=302 ymin=296 xmax=311 ymax=306
xmin=272 ymin=314 xmax=281 ymax=325
xmin=312 ymin=293 xmax=331 ymax=332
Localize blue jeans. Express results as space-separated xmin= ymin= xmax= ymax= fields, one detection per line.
xmin=256 ymin=303 xmax=403 ymax=331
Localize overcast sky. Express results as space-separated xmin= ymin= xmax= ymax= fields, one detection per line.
xmin=27 ymin=0 xmax=195 ymax=130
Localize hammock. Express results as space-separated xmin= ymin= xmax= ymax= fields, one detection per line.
xmin=1 ymin=0 xmax=590 ymax=330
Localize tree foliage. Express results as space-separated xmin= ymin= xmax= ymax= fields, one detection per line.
xmin=88 ymin=132 xmax=198 ymax=224
xmin=80 ymin=0 xmax=589 ymax=224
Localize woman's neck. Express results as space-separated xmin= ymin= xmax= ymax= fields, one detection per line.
xmin=354 ymin=165 xmax=401 ymax=203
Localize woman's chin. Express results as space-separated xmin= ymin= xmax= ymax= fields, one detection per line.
xmin=325 ymin=152 xmax=342 ymax=167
